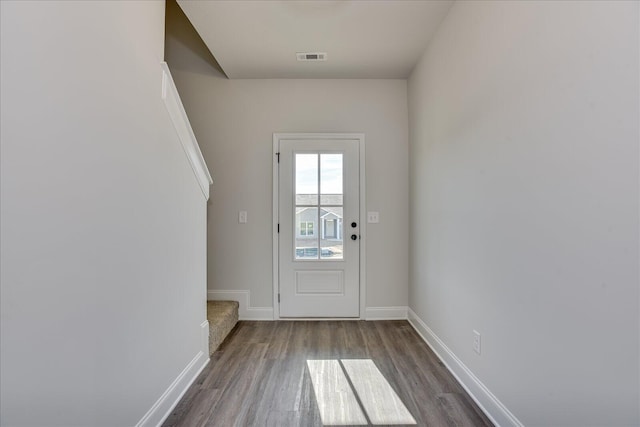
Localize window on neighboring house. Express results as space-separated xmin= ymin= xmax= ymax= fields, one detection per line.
xmin=300 ymin=221 xmax=314 ymax=236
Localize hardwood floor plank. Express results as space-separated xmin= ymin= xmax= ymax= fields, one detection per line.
xmin=166 ymin=388 xmax=220 ymax=427
xmin=163 ymin=320 xmax=493 ymax=427
xmin=243 ymin=359 xmax=305 ymax=423
xmin=437 ymin=392 xmax=493 ymax=427
xmin=263 ymin=321 xmax=294 ymax=360
xmin=341 ymin=359 xmax=416 ymax=425
xmin=307 ymin=359 xmax=369 ymax=425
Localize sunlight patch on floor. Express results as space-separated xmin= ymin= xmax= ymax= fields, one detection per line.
xmin=307 ymin=359 xmax=417 ymax=426
xmin=341 ymin=359 xmax=417 ymax=425
xmin=306 ymin=360 xmax=369 ymax=425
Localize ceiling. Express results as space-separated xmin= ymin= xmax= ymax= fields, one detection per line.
xmin=176 ymin=0 xmax=454 ymax=79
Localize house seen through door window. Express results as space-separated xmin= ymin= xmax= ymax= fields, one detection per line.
xmin=295 ymin=153 xmax=344 ymax=260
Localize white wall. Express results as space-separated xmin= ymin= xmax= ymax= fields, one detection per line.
xmin=1 ymin=2 xmax=208 ymax=426
xmin=167 ymin=67 xmax=409 ymax=315
xmin=408 ymin=1 xmax=639 ymax=426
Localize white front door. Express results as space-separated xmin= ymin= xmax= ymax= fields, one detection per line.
xmin=277 ymin=136 xmax=360 ymax=317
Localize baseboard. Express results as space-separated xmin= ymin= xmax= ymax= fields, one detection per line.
xmin=207 ymin=290 xmax=274 ymax=320
xmin=136 ymin=321 xmax=210 ymax=427
xmin=364 ymin=306 xmax=408 ymax=320
xmin=205 ymin=293 xmax=407 ymax=321
xmin=135 ymin=346 xmax=209 ymax=427
xmin=407 ymin=309 xmax=523 ymax=427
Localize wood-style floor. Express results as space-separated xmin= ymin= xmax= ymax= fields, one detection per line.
xmin=163 ymin=320 xmax=493 ymax=427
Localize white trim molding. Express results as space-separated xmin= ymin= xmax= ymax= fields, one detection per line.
xmin=407 ymin=309 xmax=524 ymax=427
xmin=161 ymin=62 xmax=213 ymax=200
xmin=365 ymin=306 xmax=408 ymax=320
xmin=208 ymin=290 xmax=273 ymax=320
xmin=135 ymin=338 xmax=209 ymax=427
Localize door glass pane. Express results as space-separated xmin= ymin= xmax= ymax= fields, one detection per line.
xmin=321 ymin=206 xmax=343 ymax=259
xmin=295 ymin=207 xmax=319 ymax=260
xmin=294 ymin=153 xmax=345 ymax=261
xmin=320 ymin=154 xmax=343 ymax=205
xmin=296 ymin=154 xmax=318 ymax=206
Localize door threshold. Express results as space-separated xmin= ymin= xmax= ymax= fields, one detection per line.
xmin=277 ymin=317 xmax=362 ymax=321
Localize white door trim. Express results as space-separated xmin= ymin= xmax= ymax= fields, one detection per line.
xmin=273 ymin=133 xmax=366 ymax=320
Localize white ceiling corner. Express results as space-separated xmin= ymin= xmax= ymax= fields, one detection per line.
xmin=176 ymin=0 xmax=454 ymax=79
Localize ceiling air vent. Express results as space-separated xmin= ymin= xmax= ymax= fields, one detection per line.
xmin=296 ymin=52 xmax=327 ymax=61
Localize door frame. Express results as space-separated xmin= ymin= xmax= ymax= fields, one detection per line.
xmin=272 ymin=133 xmax=366 ymax=320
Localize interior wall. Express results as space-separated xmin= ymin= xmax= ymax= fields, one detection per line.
xmin=0 ymin=1 xmax=208 ymax=425
xmin=408 ymin=1 xmax=639 ymax=426
xmin=166 ymin=28 xmax=409 ymax=313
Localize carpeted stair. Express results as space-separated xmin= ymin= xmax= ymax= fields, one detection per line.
xmin=207 ymin=300 xmax=239 ymax=356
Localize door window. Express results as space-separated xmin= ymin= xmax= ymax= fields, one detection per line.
xmin=294 ymin=153 xmax=344 ymax=260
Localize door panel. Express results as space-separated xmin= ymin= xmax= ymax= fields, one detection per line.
xmin=278 ymin=138 xmax=359 ymax=317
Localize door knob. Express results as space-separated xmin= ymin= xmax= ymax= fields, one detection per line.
xmin=351 ymin=222 xmax=357 ymax=228
xmin=351 ymin=234 xmax=358 ymax=241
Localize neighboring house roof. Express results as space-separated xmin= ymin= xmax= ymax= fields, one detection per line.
xmin=321 ymin=209 xmax=342 ymax=218
xmin=296 ymin=194 xmax=344 ymax=219
xmin=296 ymin=206 xmax=343 ymax=219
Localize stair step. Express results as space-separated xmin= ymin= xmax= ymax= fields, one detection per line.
xmin=207 ymin=300 xmax=239 ymax=356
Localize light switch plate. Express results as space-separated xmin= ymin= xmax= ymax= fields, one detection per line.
xmin=367 ymin=211 xmax=379 ymax=223
xmin=473 ymin=330 xmax=481 ymax=355
xmin=239 ymin=211 xmax=248 ymax=224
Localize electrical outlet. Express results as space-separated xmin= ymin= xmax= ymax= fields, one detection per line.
xmin=473 ymin=330 xmax=481 ymax=355
xmin=238 ymin=211 xmax=248 ymax=224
